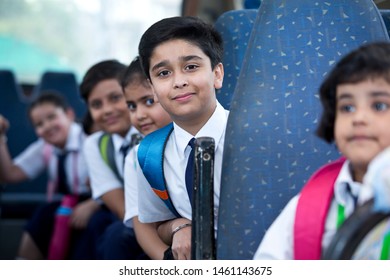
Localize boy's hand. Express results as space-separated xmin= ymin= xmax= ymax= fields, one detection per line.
xmin=157 ymin=217 xmax=192 ymax=259
xmin=0 ymin=115 xmax=9 ymax=135
xmin=70 ymin=199 xmax=100 ymax=229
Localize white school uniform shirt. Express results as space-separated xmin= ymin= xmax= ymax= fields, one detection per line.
xmin=14 ymin=122 xmax=90 ymax=195
xmin=253 ymin=160 xmax=374 ymax=260
xmin=137 ymin=102 xmax=229 ymax=231
xmin=83 ymin=126 xmax=139 ymax=199
xmin=123 ymin=145 xmax=139 ymax=228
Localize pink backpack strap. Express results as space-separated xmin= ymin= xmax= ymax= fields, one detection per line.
xmin=294 ymin=157 xmax=345 ymax=260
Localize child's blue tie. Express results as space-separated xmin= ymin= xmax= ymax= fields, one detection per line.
xmin=185 ymin=138 xmax=196 ymax=207
xmin=57 ymin=152 xmax=70 ymax=194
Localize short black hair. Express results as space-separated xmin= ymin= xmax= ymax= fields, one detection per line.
xmin=82 ymin=110 xmax=95 ymax=135
xmin=28 ymin=90 xmax=69 ymax=119
xmin=79 ymin=59 xmax=127 ymax=102
xmin=138 ymin=16 xmax=223 ymax=80
xmin=120 ymin=56 xmax=149 ymax=91
xmin=316 ymin=41 xmax=390 ymax=143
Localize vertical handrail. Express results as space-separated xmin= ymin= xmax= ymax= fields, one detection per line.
xmin=191 ymin=137 xmax=216 ymax=260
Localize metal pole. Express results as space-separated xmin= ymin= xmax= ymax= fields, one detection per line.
xmin=191 ymin=137 xmax=216 ymax=260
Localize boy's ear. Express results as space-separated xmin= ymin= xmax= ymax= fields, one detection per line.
xmin=66 ymin=108 xmax=75 ymax=121
xmin=213 ymin=63 xmax=224 ymax=90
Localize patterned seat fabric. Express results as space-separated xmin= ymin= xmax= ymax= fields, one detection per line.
xmin=217 ymin=0 xmax=389 ymax=259
xmin=380 ymin=9 xmax=390 ymax=36
xmin=215 ymin=9 xmax=258 ymax=109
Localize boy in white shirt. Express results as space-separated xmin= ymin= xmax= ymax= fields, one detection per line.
xmin=80 ymin=60 xmax=142 ymax=259
xmin=136 ymin=16 xmax=228 ymax=259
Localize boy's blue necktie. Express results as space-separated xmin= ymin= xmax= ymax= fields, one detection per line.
xmin=57 ymin=152 xmax=70 ymax=195
xmin=120 ymin=143 xmax=131 ymax=169
xmin=185 ymin=138 xmax=196 ymax=207
xmin=121 ymin=133 xmax=143 ymax=169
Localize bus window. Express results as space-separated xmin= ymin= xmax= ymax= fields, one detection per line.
xmin=0 ymin=0 xmax=181 ymax=84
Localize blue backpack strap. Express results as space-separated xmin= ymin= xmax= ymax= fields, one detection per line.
xmin=98 ymin=133 xmax=123 ymax=183
xmin=137 ymin=123 xmax=180 ymax=217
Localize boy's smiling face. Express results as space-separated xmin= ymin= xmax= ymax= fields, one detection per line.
xmin=87 ymin=79 xmax=131 ymax=137
xmin=148 ymin=39 xmax=223 ymax=135
xmin=30 ymin=103 xmax=73 ymax=149
xmin=335 ymin=77 xmax=390 ymax=182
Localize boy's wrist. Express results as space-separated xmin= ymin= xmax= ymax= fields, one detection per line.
xmin=171 ymin=223 xmax=192 ymax=239
xmin=170 ymin=218 xmax=190 ymax=232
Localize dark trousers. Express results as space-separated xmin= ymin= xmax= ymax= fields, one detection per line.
xmin=25 ymin=198 xmax=97 ymax=259
xmin=80 ymin=206 xmax=147 ymax=259
xmin=25 ymin=201 xmax=59 ymax=257
xmin=99 ymin=220 xmax=148 ymax=260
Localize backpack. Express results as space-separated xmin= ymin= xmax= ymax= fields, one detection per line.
xmin=43 ymin=127 xmax=86 ymax=201
xmin=137 ymin=123 xmax=181 ymax=218
xmin=98 ymin=132 xmax=143 ymax=183
xmin=294 ymin=157 xmax=345 ymax=259
xmin=43 ymin=143 xmax=80 ymax=201
xmin=98 ymin=133 xmax=122 ymax=182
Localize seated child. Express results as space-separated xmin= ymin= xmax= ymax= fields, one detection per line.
xmin=254 ymin=41 xmax=390 ymax=260
xmin=0 ymin=91 xmax=99 ymax=259
xmin=122 ymin=56 xmax=173 ymax=259
xmin=80 ymin=59 xmax=144 ymax=259
xmin=136 ymin=16 xmax=227 ymax=260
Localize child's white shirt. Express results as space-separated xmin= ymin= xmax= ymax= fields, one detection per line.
xmin=83 ymin=126 xmax=139 ymax=199
xmin=136 ymin=102 xmax=229 ymax=231
xmin=123 ymin=145 xmax=139 ymax=228
xmin=253 ymin=160 xmax=374 ymax=259
xmin=14 ymin=122 xmax=90 ymax=194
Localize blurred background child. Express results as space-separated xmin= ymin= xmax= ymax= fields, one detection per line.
xmin=0 ymin=91 xmax=98 ymax=259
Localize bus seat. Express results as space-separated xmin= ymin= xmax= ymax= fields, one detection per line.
xmin=215 ymin=9 xmax=258 ymax=109
xmin=0 ymin=70 xmax=47 ymax=218
xmin=33 ymin=71 xmax=86 ymax=120
xmin=0 ymin=69 xmax=36 ymax=159
xmin=243 ymin=0 xmax=261 ymax=9
xmin=217 ymin=0 xmax=389 ymax=259
xmin=380 ymin=9 xmax=390 ymax=36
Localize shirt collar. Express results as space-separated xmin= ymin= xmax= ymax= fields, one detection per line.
xmin=334 ymin=160 xmax=372 ymax=206
xmin=112 ymin=126 xmax=140 ymax=152
xmin=173 ymin=101 xmax=229 ymax=154
xmin=54 ymin=122 xmax=84 ymax=154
